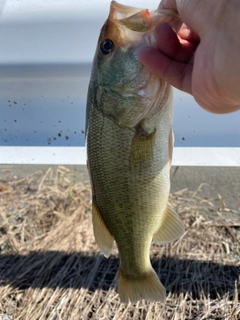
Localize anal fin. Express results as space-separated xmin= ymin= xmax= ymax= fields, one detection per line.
xmin=153 ymin=204 xmax=185 ymax=244
xmin=92 ymin=199 xmax=114 ymax=257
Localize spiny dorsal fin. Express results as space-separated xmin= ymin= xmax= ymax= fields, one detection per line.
xmin=153 ymin=204 xmax=185 ymax=244
xmin=92 ymin=199 xmax=114 ymax=257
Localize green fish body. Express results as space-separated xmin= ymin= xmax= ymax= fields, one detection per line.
xmin=86 ymin=1 xmax=184 ymax=303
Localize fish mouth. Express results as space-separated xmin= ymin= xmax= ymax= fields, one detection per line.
xmin=110 ymin=1 xmax=182 ymax=33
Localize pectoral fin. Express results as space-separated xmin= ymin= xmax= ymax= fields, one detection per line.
xmin=153 ymin=204 xmax=185 ymax=244
xmin=92 ymin=199 xmax=114 ymax=257
xmin=130 ymin=129 xmax=155 ymax=166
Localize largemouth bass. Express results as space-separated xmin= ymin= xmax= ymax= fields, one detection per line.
xmin=86 ymin=0 xmax=184 ymax=303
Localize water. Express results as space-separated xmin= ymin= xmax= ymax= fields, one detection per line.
xmin=1 ymin=63 xmax=239 ymax=148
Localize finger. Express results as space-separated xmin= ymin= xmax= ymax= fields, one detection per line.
xmin=158 ymin=0 xmax=178 ymax=11
xmin=139 ymin=22 xmax=194 ymax=93
xmin=139 ymin=46 xmax=193 ymax=94
xmin=158 ymin=0 xmax=209 ymax=37
xmin=178 ymin=39 xmax=198 ymax=52
xmin=154 ymin=22 xmax=194 ymax=62
xmin=178 ymin=25 xmax=200 ymax=45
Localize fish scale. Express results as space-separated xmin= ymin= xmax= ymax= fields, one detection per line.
xmin=86 ymin=0 xmax=185 ymax=303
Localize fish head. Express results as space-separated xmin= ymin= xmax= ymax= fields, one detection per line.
xmin=89 ymin=1 xmax=182 ymax=128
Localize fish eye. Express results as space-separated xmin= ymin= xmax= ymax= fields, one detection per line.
xmin=100 ymin=39 xmax=115 ymax=55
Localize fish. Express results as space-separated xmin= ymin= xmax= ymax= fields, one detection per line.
xmin=86 ymin=0 xmax=185 ymax=303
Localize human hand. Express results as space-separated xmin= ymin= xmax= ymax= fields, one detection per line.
xmin=139 ymin=0 xmax=240 ymax=114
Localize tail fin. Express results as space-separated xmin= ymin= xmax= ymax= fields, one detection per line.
xmin=118 ymin=267 xmax=166 ymax=303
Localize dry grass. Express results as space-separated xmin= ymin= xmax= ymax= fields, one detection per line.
xmin=0 ymin=166 xmax=239 ymax=320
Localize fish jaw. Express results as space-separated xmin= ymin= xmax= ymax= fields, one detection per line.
xmin=108 ymin=1 xmax=182 ymax=40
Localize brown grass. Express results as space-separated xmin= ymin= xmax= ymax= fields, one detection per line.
xmin=0 ymin=166 xmax=239 ymax=320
